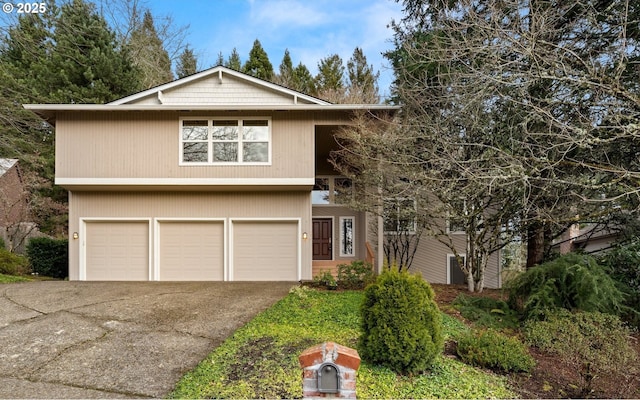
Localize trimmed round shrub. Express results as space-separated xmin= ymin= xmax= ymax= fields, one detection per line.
xmin=507 ymin=253 xmax=626 ymax=319
xmin=456 ymin=328 xmax=535 ymax=373
xmin=358 ymin=268 xmax=444 ymax=374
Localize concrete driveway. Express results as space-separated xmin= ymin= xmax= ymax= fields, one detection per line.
xmin=0 ymin=281 xmax=294 ymax=399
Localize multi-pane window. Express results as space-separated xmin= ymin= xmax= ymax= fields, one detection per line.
xmin=383 ymin=198 xmax=417 ymax=233
xmin=312 ymin=176 xmax=353 ymax=205
xmin=181 ymin=118 xmax=270 ymax=164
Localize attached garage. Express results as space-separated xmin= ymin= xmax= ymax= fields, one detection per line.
xmin=231 ymin=220 xmax=299 ymax=281
xmin=157 ymin=220 xmax=225 ymax=281
xmin=84 ymin=220 xmax=150 ymax=281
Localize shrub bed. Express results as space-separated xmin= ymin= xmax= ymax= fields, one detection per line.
xmin=26 ymin=237 xmax=68 ymax=279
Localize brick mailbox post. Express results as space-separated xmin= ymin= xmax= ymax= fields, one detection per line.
xmin=299 ymin=342 xmax=361 ymax=398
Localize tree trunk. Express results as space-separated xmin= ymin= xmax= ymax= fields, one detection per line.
xmin=526 ymin=222 xmax=546 ymax=268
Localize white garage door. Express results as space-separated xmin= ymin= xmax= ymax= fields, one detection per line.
xmin=85 ymin=221 xmax=149 ymax=281
xmin=158 ymin=221 xmax=224 ymax=281
xmin=232 ymin=221 xmax=298 ymax=281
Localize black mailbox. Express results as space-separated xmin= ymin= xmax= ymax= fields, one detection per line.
xmin=318 ymin=362 xmax=340 ymax=394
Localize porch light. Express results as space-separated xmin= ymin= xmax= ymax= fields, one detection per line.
xmin=302 ymin=232 xmax=308 ymax=240
xmin=72 ymin=232 xmax=79 ymax=240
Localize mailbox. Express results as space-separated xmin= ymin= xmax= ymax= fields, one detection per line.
xmin=317 ymin=362 xmax=340 ymax=394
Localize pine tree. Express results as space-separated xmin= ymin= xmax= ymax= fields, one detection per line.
xmin=215 ymin=51 xmax=224 ymax=67
xmin=242 ymin=39 xmax=274 ymax=81
xmin=225 ymin=48 xmax=242 ymax=70
xmin=275 ymin=49 xmax=294 ymax=88
xmin=46 ymin=0 xmax=141 ymax=103
xmin=346 ymin=47 xmax=380 ymax=103
xmin=292 ymin=62 xmax=317 ymax=95
xmin=176 ymin=45 xmax=198 ymax=78
xmin=315 ymin=54 xmax=345 ymax=102
xmin=128 ymin=9 xmax=173 ymax=88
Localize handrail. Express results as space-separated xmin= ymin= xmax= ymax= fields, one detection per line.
xmin=365 ymin=241 xmax=375 ymax=265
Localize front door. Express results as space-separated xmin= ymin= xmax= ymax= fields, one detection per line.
xmin=312 ymin=218 xmax=332 ymax=260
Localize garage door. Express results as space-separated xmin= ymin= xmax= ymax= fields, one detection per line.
xmin=85 ymin=221 xmax=149 ymax=281
xmin=158 ymin=221 xmax=224 ymax=281
xmin=232 ymin=221 xmax=298 ymax=281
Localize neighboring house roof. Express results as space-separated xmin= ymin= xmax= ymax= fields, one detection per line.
xmin=24 ymin=66 xmax=399 ymax=123
xmin=0 ymin=159 xmax=18 ymax=177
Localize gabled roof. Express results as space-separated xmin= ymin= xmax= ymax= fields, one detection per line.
xmin=23 ymin=66 xmax=399 ymax=123
xmin=109 ymin=65 xmax=331 ymax=106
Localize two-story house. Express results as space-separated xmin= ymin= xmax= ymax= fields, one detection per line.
xmin=26 ymin=66 xmax=501 ymax=287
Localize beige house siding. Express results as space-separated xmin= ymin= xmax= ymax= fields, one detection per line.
xmin=118 ymin=68 xmax=322 ymax=106
xmin=411 ymin=235 xmax=501 ymax=289
xmin=69 ymin=191 xmax=312 ymax=281
xmin=55 ymin=111 xmax=315 ymax=181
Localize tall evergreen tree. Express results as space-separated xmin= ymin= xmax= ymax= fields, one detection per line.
xmin=176 ymin=45 xmax=198 ymax=78
xmin=292 ymin=62 xmax=317 ymax=95
xmin=225 ymin=47 xmax=242 ymax=70
xmin=44 ymin=0 xmax=141 ymax=103
xmin=346 ymin=47 xmax=380 ymax=103
xmin=315 ymin=54 xmax=345 ymax=102
xmin=215 ymin=51 xmax=224 ymax=67
xmin=242 ymin=39 xmax=274 ymax=81
xmin=275 ymin=49 xmax=295 ymax=88
xmin=128 ymin=9 xmax=173 ymax=88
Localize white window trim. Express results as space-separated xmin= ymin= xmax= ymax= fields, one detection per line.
xmin=339 ymin=216 xmax=356 ymax=257
xmin=446 ymin=253 xmax=466 ymax=284
xmin=179 ymin=117 xmax=272 ymax=166
xmin=446 ymin=215 xmax=466 ymax=235
xmin=383 ymin=197 xmax=417 ymax=234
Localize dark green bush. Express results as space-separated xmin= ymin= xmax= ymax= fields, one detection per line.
xmin=359 ymin=268 xmax=444 ymax=374
xmin=337 ymin=260 xmax=375 ymax=289
xmin=456 ymin=328 xmax=535 ymax=373
xmin=26 ymin=237 xmax=68 ymax=279
xmin=525 ymin=309 xmax=638 ymax=396
xmin=0 ymin=247 xmax=30 ymax=275
xmin=598 ymin=239 xmax=640 ymax=327
xmin=507 ymin=253 xmax=626 ymax=319
xmin=312 ymin=270 xmax=337 ymax=289
xmin=452 ymin=293 xmax=520 ymax=330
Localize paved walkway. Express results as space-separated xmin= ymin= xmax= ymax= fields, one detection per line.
xmin=0 ymin=281 xmax=293 ymax=399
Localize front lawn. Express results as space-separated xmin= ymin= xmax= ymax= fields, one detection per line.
xmin=169 ymin=286 xmax=513 ymax=399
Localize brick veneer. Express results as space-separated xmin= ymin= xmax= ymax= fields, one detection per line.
xmin=299 ymin=342 xmax=361 ymax=398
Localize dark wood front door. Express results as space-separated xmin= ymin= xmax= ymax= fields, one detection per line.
xmin=312 ymin=218 xmax=332 ymax=260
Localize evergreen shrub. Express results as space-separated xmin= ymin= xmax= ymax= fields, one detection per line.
xmin=0 ymin=247 xmax=30 ymax=275
xmin=525 ymin=309 xmax=638 ymax=395
xmin=456 ymin=328 xmax=535 ymax=373
xmin=26 ymin=237 xmax=68 ymax=279
xmin=507 ymin=253 xmax=625 ymax=319
xmin=598 ymin=239 xmax=640 ymax=327
xmin=358 ymin=268 xmax=443 ymax=374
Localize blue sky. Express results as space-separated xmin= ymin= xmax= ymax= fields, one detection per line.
xmin=146 ymin=0 xmax=404 ymax=98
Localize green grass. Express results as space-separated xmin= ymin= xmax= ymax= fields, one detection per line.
xmin=0 ymin=273 xmax=30 ymax=283
xmin=169 ymin=286 xmax=514 ymax=399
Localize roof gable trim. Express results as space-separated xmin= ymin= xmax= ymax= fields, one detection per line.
xmin=109 ymin=66 xmax=331 ymax=106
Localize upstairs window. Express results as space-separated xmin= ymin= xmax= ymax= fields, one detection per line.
xmin=384 ymin=198 xmax=417 ymax=233
xmin=180 ymin=118 xmax=270 ymax=164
